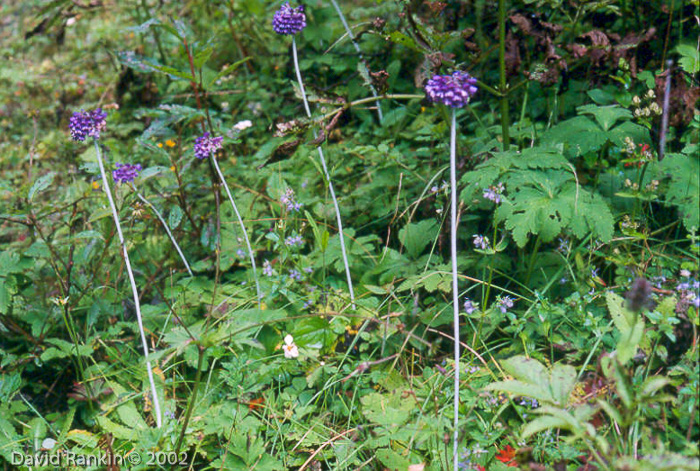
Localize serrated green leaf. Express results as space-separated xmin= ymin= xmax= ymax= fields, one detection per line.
xmin=28 ymin=172 xmax=55 ymax=201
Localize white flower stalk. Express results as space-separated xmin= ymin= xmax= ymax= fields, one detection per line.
xmin=329 ymin=0 xmax=383 ymax=122
xmin=131 ymin=186 xmax=193 ymax=277
xmin=449 ymin=109 xmax=459 ymax=470
xmin=94 ymin=139 xmax=162 ymax=428
xmin=292 ymin=36 xmax=356 ymax=310
xmin=210 ymin=156 xmax=261 ymax=304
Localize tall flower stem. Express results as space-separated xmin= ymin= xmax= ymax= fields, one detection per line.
xmin=498 ymin=0 xmax=510 ymax=150
xmin=292 ymin=37 xmax=355 ymax=310
xmin=210 ymin=156 xmax=261 ymax=304
xmin=329 ymin=0 xmax=383 ymax=123
xmin=94 ymin=139 xmax=162 ymax=428
xmin=131 ymin=186 xmax=193 ymax=277
xmin=449 ymin=109 xmax=460 ymax=470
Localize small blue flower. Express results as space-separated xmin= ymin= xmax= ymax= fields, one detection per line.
xmin=263 ymin=260 xmax=274 ymax=276
xmin=497 ymin=295 xmax=514 ymax=314
xmin=285 ymin=235 xmax=303 ymax=247
xmin=463 ymin=298 xmax=478 ymax=315
xmin=472 ymin=234 xmax=490 ymax=250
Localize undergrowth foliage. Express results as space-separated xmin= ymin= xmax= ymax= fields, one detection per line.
xmin=0 ymin=1 xmax=698 ymax=470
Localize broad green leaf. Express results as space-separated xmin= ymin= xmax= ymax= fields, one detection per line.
xmin=28 ymin=172 xmax=55 ymax=201
xmin=399 ymin=220 xmax=439 ymax=258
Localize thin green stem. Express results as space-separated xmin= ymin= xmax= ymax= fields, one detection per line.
xmin=94 ymin=139 xmax=161 ymax=428
xmin=175 ymin=347 xmax=206 ymax=454
xmin=498 ymin=0 xmax=510 ymax=150
xmin=210 ymin=156 xmax=261 ymax=304
xmin=293 ymin=37 xmax=355 ymax=310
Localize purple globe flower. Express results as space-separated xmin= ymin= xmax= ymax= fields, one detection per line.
xmin=112 ymin=163 xmax=142 ymax=184
xmin=194 ymin=132 xmax=224 ymax=160
xmin=272 ymin=2 xmax=306 ymax=35
xmin=424 ymin=71 xmax=478 ymax=108
xmin=69 ymin=108 xmax=107 ymax=141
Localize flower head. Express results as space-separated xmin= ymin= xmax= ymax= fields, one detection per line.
xmin=194 ymin=132 xmax=223 ymax=160
xmin=472 ymin=234 xmax=490 ymax=250
xmin=463 ymin=298 xmax=478 ymax=315
xmin=495 ymin=445 xmax=518 ymax=467
xmin=233 ymin=120 xmax=253 ymax=131
xmin=483 ymin=182 xmax=505 ymax=204
xmin=282 ymin=334 xmax=299 ymax=358
xmin=263 ymin=260 xmax=274 ymax=276
xmin=280 ymin=188 xmax=303 ymax=212
xmin=425 ymin=71 xmax=478 ymax=108
xmin=497 ymin=295 xmax=515 ymax=314
xmin=272 ymin=3 xmax=306 ymax=35
xmin=69 ymin=108 xmax=107 ymax=141
xmin=112 ymin=163 xmax=142 ymax=184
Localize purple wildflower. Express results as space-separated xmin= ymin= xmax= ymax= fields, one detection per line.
xmin=557 ymin=238 xmax=570 ymax=253
xmin=472 ymin=234 xmax=490 ymax=250
xmin=482 ymin=182 xmax=505 ymax=204
xmin=272 ymin=3 xmax=306 ymax=35
xmin=194 ymin=132 xmax=223 ymax=160
xmin=424 ymin=71 xmax=478 ymax=108
xmin=280 ymin=188 xmax=303 ymax=212
xmin=463 ymin=298 xmax=478 ymax=315
xmin=303 ymin=266 xmax=313 ymax=274
xmin=69 ymin=108 xmax=107 ymax=141
xmin=285 ymin=235 xmax=303 ymax=247
xmin=112 ymin=163 xmax=142 ymax=184
xmin=497 ymin=295 xmax=514 ymax=314
xmin=263 ymin=260 xmax=274 ymax=276
xmin=289 ymin=269 xmax=302 ymax=281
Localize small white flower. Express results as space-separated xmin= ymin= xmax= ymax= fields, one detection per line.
xmin=41 ymin=438 xmax=57 ymax=450
xmin=233 ymin=120 xmax=253 ymax=131
xmin=680 ymin=269 xmax=691 ymax=278
xmin=283 ymin=335 xmax=299 ymax=358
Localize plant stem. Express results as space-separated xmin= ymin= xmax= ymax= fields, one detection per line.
xmin=317 ymin=94 xmax=423 ymax=122
xmin=449 ymin=108 xmax=460 ymax=471
xmin=329 ymin=0 xmax=383 ymax=123
xmin=93 ymin=139 xmax=162 ymax=428
xmin=132 ymin=187 xmax=193 ymax=277
xmin=210 ymin=156 xmax=261 ymax=304
xmin=293 ymin=37 xmax=355 ymax=310
xmin=175 ymin=346 xmax=206 ymax=454
xmin=498 ymin=0 xmax=510 ymax=150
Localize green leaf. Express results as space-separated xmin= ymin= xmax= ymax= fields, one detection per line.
xmin=577 ymin=104 xmax=632 ymax=131
xmin=399 ymin=220 xmax=439 ymax=258
xmin=28 ymin=172 xmax=55 ymax=201
xmin=169 ymin=205 xmax=184 ymax=229
xmin=676 ymin=43 xmax=700 ymax=74
xmin=376 ymin=448 xmax=411 ymax=470
xmin=660 ymin=154 xmax=700 ymax=231
xmin=208 ymin=58 xmax=252 ymax=87
xmin=193 ymin=46 xmax=213 ymax=69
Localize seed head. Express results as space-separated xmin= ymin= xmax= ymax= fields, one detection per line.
xmin=424 ymin=71 xmax=478 ymax=108
xmin=626 ymin=277 xmax=653 ymax=312
xmin=272 ymin=3 xmax=306 ymax=35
